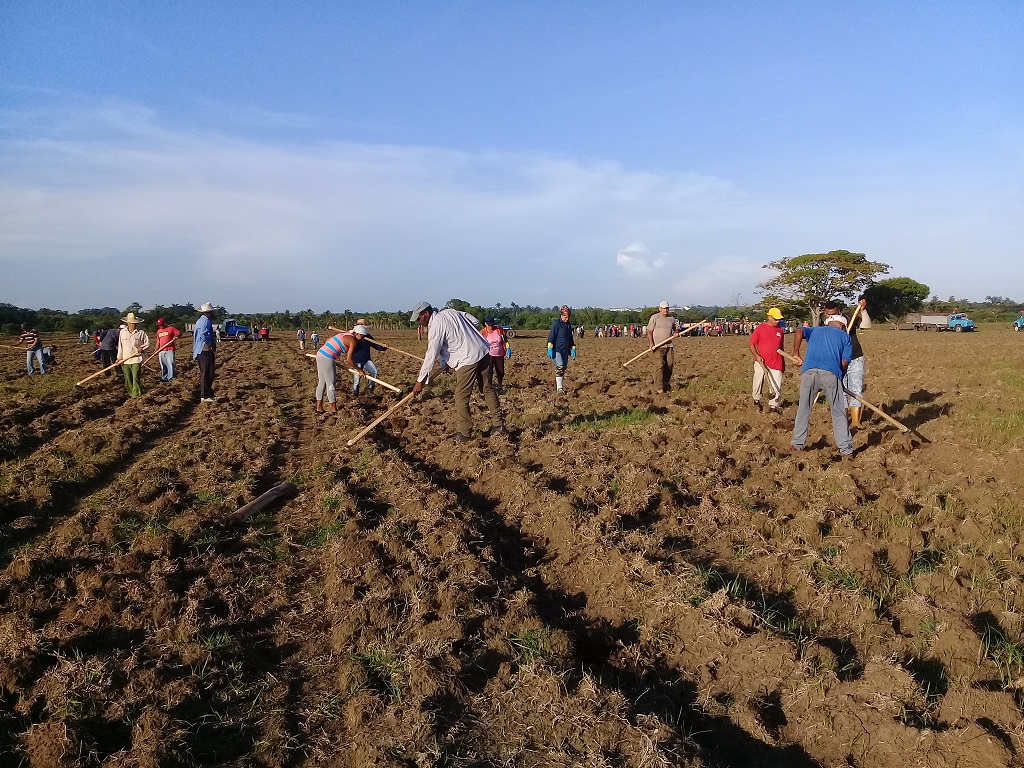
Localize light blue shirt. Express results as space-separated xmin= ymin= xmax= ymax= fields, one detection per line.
xmin=193 ymin=314 xmax=215 ymax=359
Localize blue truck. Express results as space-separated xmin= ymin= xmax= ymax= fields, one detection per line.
xmin=906 ymin=313 xmax=976 ymax=332
xmin=216 ymin=319 xmax=253 ymax=340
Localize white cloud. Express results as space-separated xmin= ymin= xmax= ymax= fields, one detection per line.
xmin=1 ymin=100 xmax=1021 ymax=311
xmin=616 ymin=242 xmax=666 ymax=275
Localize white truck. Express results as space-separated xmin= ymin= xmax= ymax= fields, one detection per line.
xmin=904 ymin=313 xmax=976 ymax=332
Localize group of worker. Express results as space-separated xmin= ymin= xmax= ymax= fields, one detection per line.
xmin=310 ymin=298 xmax=870 ymax=458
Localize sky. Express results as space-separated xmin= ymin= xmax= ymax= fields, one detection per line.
xmin=1 ymin=1 xmax=1022 ymax=314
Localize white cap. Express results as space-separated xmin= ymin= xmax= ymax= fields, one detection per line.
xmin=352 ymin=324 xmax=370 ymax=336
xmin=827 ymin=314 xmax=848 ymax=327
xmin=658 ymin=301 xmax=670 ymax=309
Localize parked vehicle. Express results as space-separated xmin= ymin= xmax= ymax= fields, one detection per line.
xmin=494 ymin=319 xmax=515 ymax=338
xmin=905 ymin=313 xmax=976 ymax=332
xmin=216 ymin=319 xmax=253 ymax=340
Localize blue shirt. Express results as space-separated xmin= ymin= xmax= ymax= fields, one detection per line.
xmin=547 ymin=319 xmax=575 ymax=353
xmin=351 ymin=336 xmax=386 ymax=366
xmin=801 ymin=325 xmax=852 ymax=379
xmin=193 ymin=314 xmax=216 ymax=359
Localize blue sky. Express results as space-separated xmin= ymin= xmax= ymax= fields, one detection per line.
xmin=2 ymin=2 xmax=1021 ymax=313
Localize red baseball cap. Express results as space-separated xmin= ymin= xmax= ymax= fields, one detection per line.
xmin=156 ymin=318 xmax=165 ymax=325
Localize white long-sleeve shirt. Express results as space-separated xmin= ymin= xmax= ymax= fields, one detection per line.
xmin=117 ymin=327 xmax=150 ymax=364
xmin=416 ymin=309 xmax=488 ymax=383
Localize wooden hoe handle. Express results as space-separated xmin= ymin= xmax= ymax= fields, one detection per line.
xmin=346 ymin=390 xmax=417 ymax=447
xmin=229 ymin=482 xmax=298 ymax=523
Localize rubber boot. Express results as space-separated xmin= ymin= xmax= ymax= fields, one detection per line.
xmin=850 ymin=406 xmax=862 ymax=429
xmin=316 ymin=399 xmax=325 ymax=413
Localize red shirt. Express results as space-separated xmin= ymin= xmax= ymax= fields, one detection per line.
xmin=156 ymin=326 xmax=181 ymax=351
xmin=750 ymin=322 xmax=785 ymax=371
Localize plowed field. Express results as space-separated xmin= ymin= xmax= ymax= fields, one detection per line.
xmin=2 ymin=328 xmax=1023 ymax=767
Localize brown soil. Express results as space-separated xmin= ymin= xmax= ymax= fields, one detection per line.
xmin=2 ymin=328 xmax=1023 ymax=767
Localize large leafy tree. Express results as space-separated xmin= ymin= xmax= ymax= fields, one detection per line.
xmin=864 ymin=277 xmax=930 ymax=326
xmin=759 ymin=250 xmax=890 ymax=326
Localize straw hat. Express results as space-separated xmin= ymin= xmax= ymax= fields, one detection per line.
xmin=199 ymin=302 xmax=215 ymax=313
xmin=122 ymin=312 xmax=142 ymax=324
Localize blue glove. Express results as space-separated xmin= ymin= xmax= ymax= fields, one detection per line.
xmin=570 ymin=346 xmax=577 ymax=359
xmin=546 ymin=343 xmax=554 ymax=359
xmin=506 ymin=345 xmax=512 ymax=359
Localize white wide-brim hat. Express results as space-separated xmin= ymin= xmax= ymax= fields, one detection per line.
xmin=122 ymin=312 xmax=142 ymax=324
xmin=199 ymin=302 xmax=215 ymax=313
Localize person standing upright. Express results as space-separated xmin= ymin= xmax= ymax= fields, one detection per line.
xmin=748 ymin=308 xmax=786 ymax=411
xmin=411 ymin=302 xmax=505 ymax=441
xmin=844 ymin=296 xmax=871 ymax=430
xmin=19 ymin=323 xmax=46 ymax=375
xmin=193 ymin=302 xmax=218 ymax=402
xmin=297 ymin=327 xmax=306 ymax=350
xmin=646 ymin=301 xmax=678 ymax=392
xmin=790 ymin=313 xmax=854 ymax=459
xmin=155 ymin=318 xmax=182 ymax=381
xmin=117 ymin=312 xmax=150 ymax=397
xmin=481 ymin=317 xmax=510 ymax=392
xmin=547 ymin=305 xmax=577 ymax=394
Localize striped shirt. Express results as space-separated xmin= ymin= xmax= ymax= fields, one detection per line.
xmin=317 ymin=332 xmax=353 ymax=361
xmin=19 ymin=329 xmax=41 ymax=349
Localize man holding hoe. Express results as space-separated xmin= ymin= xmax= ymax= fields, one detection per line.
xmin=410 ymin=301 xmax=505 ymax=442
xmin=789 ymin=312 xmax=854 ymax=460
xmin=646 ymin=301 xmax=677 ymax=393
xmin=155 ymin=318 xmax=182 ymax=381
xmin=748 ymin=307 xmax=785 ymax=411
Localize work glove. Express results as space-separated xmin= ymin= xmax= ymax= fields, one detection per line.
xmin=570 ymin=346 xmax=577 ymax=360
xmin=546 ymin=343 xmax=554 ymax=359
xmin=505 ymin=345 xmax=512 ymax=359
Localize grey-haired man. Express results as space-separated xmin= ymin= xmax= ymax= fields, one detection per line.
xmin=410 ymin=302 xmax=505 ymax=442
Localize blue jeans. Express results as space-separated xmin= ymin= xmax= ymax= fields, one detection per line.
xmin=353 ymin=359 xmax=378 ymax=394
xmin=159 ymin=350 xmax=176 ymax=381
xmin=552 ymin=351 xmax=570 ymax=375
xmin=791 ymin=369 xmax=853 ymax=454
xmin=26 ymin=347 xmax=45 ymax=374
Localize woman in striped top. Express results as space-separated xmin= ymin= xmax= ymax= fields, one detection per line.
xmin=315 ymin=329 xmax=354 ymax=413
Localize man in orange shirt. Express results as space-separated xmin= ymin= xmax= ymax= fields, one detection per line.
xmin=155 ymin=318 xmax=183 ymax=381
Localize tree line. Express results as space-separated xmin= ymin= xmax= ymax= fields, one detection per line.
xmin=3 ymin=252 xmax=1020 ymax=338
xmin=1 ymin=301 xmax=773 ymax=338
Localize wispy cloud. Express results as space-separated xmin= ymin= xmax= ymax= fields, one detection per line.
xmin=1 ymin=100 xmax=1020 ymax=311
xmin=616 ymin=242 xmax=666 ymax=274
